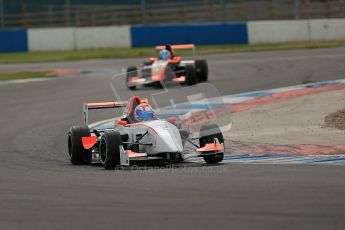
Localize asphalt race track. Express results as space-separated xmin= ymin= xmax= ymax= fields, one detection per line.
xmin=1 ymin=48 xmax=345 ymax=230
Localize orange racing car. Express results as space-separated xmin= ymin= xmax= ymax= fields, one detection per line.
xmin=126 ymin=44 xmax=208 ymax=90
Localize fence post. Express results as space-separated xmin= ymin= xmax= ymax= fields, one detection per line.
xmin=0 ymin=0 xmax=4 ymax=28
xmin=141 ymin=0 xmax=147 ymax=25
xmin=220 ymin=0 xmax=226 ymax=23
xmin=21 ymin=3 xmax=27 ymax=27
xmin=294 ymin=0 xmax=300 ymax=19
xmin=65 ymin=0 xmax=71 ymax=26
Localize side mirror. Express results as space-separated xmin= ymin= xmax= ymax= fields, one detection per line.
xmin=117 ymin=120 xmax=128 ymax=126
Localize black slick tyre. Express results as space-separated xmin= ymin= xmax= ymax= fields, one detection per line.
xmin=99 ymin=130 xmax=122 ymax=170
xmin=68 ymin=126 xmax=92 ymax=165
xmin=185 ymin=65 xmax=197 ymax=86
xmin=195 ymin=59 xmax=208 ymax=82
xmin=143 ymin=61 xmax=152 ymax=66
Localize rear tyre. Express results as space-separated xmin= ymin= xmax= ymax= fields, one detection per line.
xmin=143 ymin=61 xmax=152 ymax=66
xmin=99 ymin=131 xmax=122 ymax=170
xmin=195 ymin=59 xmax=208 ymax=82
xmin=185 ymin=65 xmax=197 ymax=86
xmin=199 ymin=124 xmax=224 ymax=164
xmin=126 ymin=66 xmax=137 ymax=90
xmin=68 ymin=126 xmax=92 ymax=165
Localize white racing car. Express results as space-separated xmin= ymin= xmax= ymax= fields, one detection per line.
xmin=68 ymin=96 xmax=225 ymax=169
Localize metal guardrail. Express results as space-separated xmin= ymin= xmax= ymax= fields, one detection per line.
xmin=1 ymin=0 xmax=345 ymax=28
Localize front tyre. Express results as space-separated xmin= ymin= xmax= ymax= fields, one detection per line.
xmin=68 ymin=126 xmax=92 ymax=165
xmin=199 ymin=124 xmax=224 ymax=164
xmin=99 ymin=131 xmax=122 ymax=170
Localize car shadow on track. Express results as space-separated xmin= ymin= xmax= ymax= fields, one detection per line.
xmin=89 ymin=161 xmax=226 ymax=172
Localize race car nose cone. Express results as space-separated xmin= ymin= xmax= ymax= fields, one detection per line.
xmin=148 ymin=120 xmax=183 ymax=153
xmin=161 ymin=130 xmax=183 ymax=152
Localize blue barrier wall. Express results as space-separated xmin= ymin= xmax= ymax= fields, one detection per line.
xmin=0 ymin=30 xmax=28 ymax=53
xmin=131 ymin=23 xmax=248 ymax=47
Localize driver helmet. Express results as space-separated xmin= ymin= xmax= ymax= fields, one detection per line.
xmin=159 ymin=49 xmax=171 ymax=61
xmin=134 ymin=102 xmax=154 ymax=121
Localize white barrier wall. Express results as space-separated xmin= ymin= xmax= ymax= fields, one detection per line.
xmin=75 ymin=26 xmax=131 ymax=49
xmin=28 ymin=26 xmax=131 ymax=51
xmin=28 ymin=28 xmax=75 ymax=51
xmin=248 ymin=19 xmax=345 ymax=44
xmin=248 ymin=20 xmax=310 ymax=44
xmin=309 ymin=19 xmax=345 ymax=41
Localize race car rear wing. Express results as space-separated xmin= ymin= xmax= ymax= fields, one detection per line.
xmin=155 ymin=44 xmax=196 ymax=56
xmin=83 ymin=101 xmax=127 ymax=126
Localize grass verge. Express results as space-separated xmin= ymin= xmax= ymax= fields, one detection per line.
xmin=0 ymin=71 xmax=50 ymax=81
xmin=0 ymin=41 xmax=345 ymax=65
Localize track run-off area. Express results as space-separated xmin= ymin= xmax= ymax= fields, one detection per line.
xmin=0 ymin=48 xmax=345 ymax=230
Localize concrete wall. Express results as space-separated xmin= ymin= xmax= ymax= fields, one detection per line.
xmin=309 ymin=19 xmax=345 ymax=41
xmin=247 ymin=18 xmax=345 ymax=44
xmin=28 ymin=26 xmax=131 ymax=52
xmin=75 ymin=26 xmax=131 ymax=49
xmin=1 ymin=19 xmax=345 ymax=53
xmin=28 ymin=28 xmax=75 ymax=51
xmin=248 ymin=20 xmax=310 ymax=44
